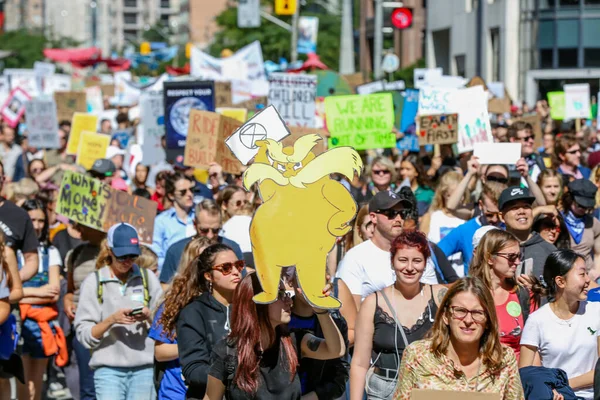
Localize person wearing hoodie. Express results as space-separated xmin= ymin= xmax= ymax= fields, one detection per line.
xmin=74 ymin=223 xmax=162 ymax=400
xmin=498 ymin=186 xmax=556 ymax=283
xmin=175 ymin=243 xmax=242 ymax=400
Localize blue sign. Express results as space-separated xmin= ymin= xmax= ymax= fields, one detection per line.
xmin=163 ymin=80 xmax=215 ymax=149
xmin=297 ymin=17 xmax=319 ymax=54
xmin=396 ymin=134 xmax=419 ymax=152
xmin=400 ymin=88 xmax=419 ymax=133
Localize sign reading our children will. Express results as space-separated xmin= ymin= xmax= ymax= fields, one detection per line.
xmin=57 ymin=171 xmax=157 ymax=243
xmin=268 ymin=73 xmax=317 ymax=128
xmin=324 ymin=93 xmax=395 ymax=150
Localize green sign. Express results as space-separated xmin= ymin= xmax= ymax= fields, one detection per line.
xmin=325 ymin=93 xmax=395 ymax=150
xmin=548 ymin=91 xmax=565 ymax=120
xmin=57 ymin=171 xmax=111 ymax=231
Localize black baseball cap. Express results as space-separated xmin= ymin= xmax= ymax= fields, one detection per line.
xmin=369 ymin=190 xmax=413 ymax=213
xmin=498 ymin=186 xmax=535 ymax=211
xmin=568 ymin=179 xmax=597 ymax=209
xmin=88 ymin=159 xmax=115 ymax=177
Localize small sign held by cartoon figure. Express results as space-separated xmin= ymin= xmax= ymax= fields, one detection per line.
xmin=226 ymin=105 xmax=363 ymax=309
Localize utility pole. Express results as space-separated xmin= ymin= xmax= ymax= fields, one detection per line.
xmin=339 ymin=0 xmax=355 ymax=74
xmin=373 ymin=0 xmax=383 ymax=79
xmin=290 ymin=1 xmax=299 ymax=63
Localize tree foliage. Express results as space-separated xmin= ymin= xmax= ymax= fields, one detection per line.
xmin=0 ymin=29 xmax=81 ymax=69
xmin=209 ymin=0 xmax=343 ymax=71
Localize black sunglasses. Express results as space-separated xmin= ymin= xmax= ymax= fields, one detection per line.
xmin=115 ymin=254 xmax=138 ymax=262
xmin=177 ymin=188 xmax=193 ymax=196
xmin=566 ymin=148 xmax=581 ymax=155
xmin=519 ymin=134 xmax=534 ymax=142
xmin=198 ymin=227 xmax=220 ymax=235
xmin=486 ymin=175 xmax=508 ymax=184
xmin=376 ymin=208 xmax=411 ymax=220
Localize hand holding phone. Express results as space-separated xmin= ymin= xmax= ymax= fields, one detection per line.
xmin=129 ymin=306 xmax=144 ymax=317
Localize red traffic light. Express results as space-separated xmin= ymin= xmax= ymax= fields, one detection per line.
xmin=391 ymin=7 xmax=413 ymax=30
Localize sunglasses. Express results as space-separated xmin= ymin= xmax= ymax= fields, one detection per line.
xmin=212 ymin=260 xmax=245 ymax=275
xmin=232 ymin=200 xmax=249 ymax=207
xmin=566 ymin=148 xmax=581 ymax=155
xmin=372 ymin=169 xmax=391 ymax=176
xmin=494 ymin=252 xmax=522 ymax=263
xmin=449 ymin=306 xmax=487 ymax=323
xmin=376 ymin=208 xmax=411 ymax=220
xmin=574 ymin=202 xmax=594 ymax=214
xmin=486 ymin=175 xmax=508 ymax=184
xmin=519 ymin=134 xmax=535 ymax=142
xmin=115 ymin=254 xmax=138 ymax=262
xmin=198 ymin=227 xmax=220 ymax=236
xmin=177 ymin=188 xmax=193 ymax=196
xmin=541 ymin=221 xmax=561 ymax=232
xmin=278 ymin=289 xmax=293 ymax=301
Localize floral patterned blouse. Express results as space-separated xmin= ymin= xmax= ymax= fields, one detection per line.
xmin=393 ymin=339 xmax=524 ymax=400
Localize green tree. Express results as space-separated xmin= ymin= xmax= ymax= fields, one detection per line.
xmin=210 ymin=0 xmax=342 ymax=70
xmin=142 ymin=22 xmax=173 ymax=43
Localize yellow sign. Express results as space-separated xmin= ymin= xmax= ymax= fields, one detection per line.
xmin=216 ymin=107 xmax=248 ymax=123
xmin=140 ymin=42 xmax=151 ymax=55
xmin=76 ymin=131 xmax=111 ymax=170
xmin=275 ymin=0 xmax=296 ymax=15
xmin=67 ymin=113 xmax=98 ymax=155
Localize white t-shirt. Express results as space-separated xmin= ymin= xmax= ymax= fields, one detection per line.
xmin=427 ymin=210 xmax=466 ymax=277
xmin=335 ymin=239 xmax=437 ymax=300
xmin=521 ymin=301 xmax=600 ymax=400
xmin=220 ymin=215 xmax=252 ymax=253
xmin=18 ymin=245 xmax=62 ymax=274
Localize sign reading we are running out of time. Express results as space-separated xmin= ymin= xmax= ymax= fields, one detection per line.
xmin=418 ymin=113 xmax=459 ymax=146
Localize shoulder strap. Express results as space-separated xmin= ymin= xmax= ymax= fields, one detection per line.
xmin=95 ymin=270 xmax=103 ymax=304
xmin=428 ymin=243 xmax=447 ymax=284
xmin=516 ymin=286 xmax=530 ymax=323
xmin=140 ymin=267 xmax=150 ymax=307
xmin=379 ymin=290 xmax=409 ymax=348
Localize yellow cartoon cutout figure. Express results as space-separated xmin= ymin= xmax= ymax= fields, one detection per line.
xmin=243 ymin=133 xmax=363 ymax=309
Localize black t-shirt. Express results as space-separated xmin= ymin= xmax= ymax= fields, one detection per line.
xmin=52 ymin=228 xmax=83 ymax=266
xmin=0 ymin=198 xmax=38 ymax=253
xmin=209 ymin=332 xmax=303 ymax=400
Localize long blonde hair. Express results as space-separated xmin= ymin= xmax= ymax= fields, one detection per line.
xmin=95 ymin=239 xmax=113 ymax=269
xmin=469 ymin=229 xmax=519 ymax=290
xmin=429 ymin=171 xmax=464 ymax=212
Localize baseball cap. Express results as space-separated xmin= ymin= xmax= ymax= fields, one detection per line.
xmin=107 ymin=223 xmax=141 ymax=257
xmin=568 ymin=179 xmax=597 ymax=209
xmin=88 ymin=159 xmax=116 ymax=177
xmin=368 ymin=189 xmax=413 ymax=213
xmin=472 ymin=226 xmax=499 ymax=249
xmin=498 ymin=186 xmax=536 ymax=211
xmin=105 ymin=145 xmax=126 ymax=160
xmin=173 ymin=154 xmax=188 ymax=170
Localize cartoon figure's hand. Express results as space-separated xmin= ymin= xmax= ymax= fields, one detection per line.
xmin=328 ymin=221 xmax=351 ymax=237
xmin=255 ymin=140 xmax=269 ymax=148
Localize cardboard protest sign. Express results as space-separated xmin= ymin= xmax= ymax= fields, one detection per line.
xmin=25 ymin=98 xmax=59 ymax=149
xmin=140 ymin=92 xmax=166 ymax=166
xmin=412 ymin=390 xmax=499 ymax=400
xmin=226 ymin=105 xmax=291 ymax=165
xmin=184 ymin=110 xmax=243 ymax=174
xmin=57 ymin=171 xmax=157 ymax=243
xmin=325 ymin=93 xmax=395 ymax=150
xmin=400 ymin=88 xmax=419 ymax=132
xmin=474 ymin=142 xmax=521 ymax=165
xmin=164 ymin=80 xmax=215 ymax=149
xmin=268 ymin=73 xmax=317 ymax=128
xmin=0 ymin=88 xmax=30 ymax=128
xmin=418 ymin=114 xmax=458 ymax=146
xmin=100 ymin=84 xmax=114 ymax=97
xmin=54 ymin=91 xmax=87 ymax=122
xmin=215 ymin=81 xmax=233 ymax=107
xmin=547 ymin=91 xmax=565 ymax=120
xmin=76 ymin=132 xmax=111 ymax=170
xmin=44 ymin=74 xmax=72 ymax=96
xmin=216 ymin=107 xmax=248 ymax=123
xmin=564 ymin=83 xmax=591 ymax=119
xmin=454 ymin=86 xmax=493 ymax=153
xmin=235 ymin=96 xmax=268 ymax=111
xmin=67 ymin=113 xmax=99 ymax=155
xmin=284 ymin=127 xmax=328 ymax=156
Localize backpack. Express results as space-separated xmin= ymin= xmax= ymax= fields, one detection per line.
xmin=95 ymin=266 xmax=150 ymax=307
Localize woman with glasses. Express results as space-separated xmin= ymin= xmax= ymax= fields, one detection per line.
xmin=350 ymin=231 xmax=446 ymax=400
xmin=394 ymin=277 xmax=524 ymax=399
xmin=74 ymin=223 xmax=163 ymax=400
xmin=520 ymin=249 xmax=599 ymax=400
xmin=352 ymin=157 xmax=397 ymax=207
xmin=554 ymin=134 xmax=591 ymax=181
xmin=174 ymin=243 xmax=243 ymax=400
xmin=469 ymin=229 xmax=542 ymax=360
xmin=216 ymin=185 xmax=247 ymax=223
xmin=532 ymin=213 xmax=570 ymax=250
xmin=204 ymin=272 xmax=345 ymax=400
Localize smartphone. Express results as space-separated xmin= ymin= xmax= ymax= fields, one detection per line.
xmin=129 ymin=306 xmax=144 ymax=316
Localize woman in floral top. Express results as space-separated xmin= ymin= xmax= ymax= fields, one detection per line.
xmin=394 ymin=277 xmax=524 ymax=400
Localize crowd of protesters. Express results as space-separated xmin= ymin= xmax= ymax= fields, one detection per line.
xmin=1 ymin=96 xmax=600 ymax=400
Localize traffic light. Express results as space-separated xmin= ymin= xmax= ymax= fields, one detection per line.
xmin=140 ymin=42 xmax=151 ymax=55
xmin=275 ymin=0 xmax=296 ymax=16
xmin=186 ymin=43 xmax=192 ymax=59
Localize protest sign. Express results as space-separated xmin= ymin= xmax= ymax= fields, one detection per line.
xmin=216 ymin=107 xmax=248 ymax=122
xmin=44 ymin=74 xmax=72 ymax=96
xmin=100 ymin=84 xmax=115 ymax=97
xmin=284 ymin=127 xmax=328 ymax=156
xmin=4 ymin=69 xmax=39 ymax=97
xmin=564 ymin=83 xmax=591 ymax=119
xmin=392 ymin=91 xmax=404 ymax=130
xmin=396 ymin=133 xmax=420 ymax=152
xmin=67 ymin=113 xmax=98 ymax=155
xmin=184 ymin=110 xmax=243 ymax=174
xmin=418 ymin=114 xmax=458 ymax=146
xmin=164 ymin=80 xmax=215 ymax=149
xmin=0 ymin=88 xmax=30 ymax=128
xmin=474 ymin=142 xmax=521 ymax=165
xmin=342 ymin=73 xmax=365 ymax=91
xmin=191 ymin=41 xmax=266 ymax=81
xmin=356 ymin=80 xmax=386 ymax=95
xmin=226 ymin=105 xmax=291 ymax=165
xmin=298 ymin=16 xmax=319 ymax=54
xmin=454 ymin=86 xmax=493 ymax=153
xmin=55 ymin=91 xmax=87 ymax=122
xmin=25 ymin=98 xmax=59 ymax=149
xmin=215 ymin=82 xmax=233 ymax=108
xmin=268 ymin=73 xmax=317 ymax=127
xmin=140 ymin=92 xmax=166 ymax=165
xmin=418 ymin=86 xmax=456 ymax=115
xmin=413 ymin=67 xmax=443 ymax=89
xmin=235 ymin=96 xmax=268 ymax=111
xmin=400 ymin=88 xmax=419 ymax=132
xmin=76 ymin=131 xmax=111 ymax=170
xmin=412 ymin=390 xmax=498 ymax=400
xmin=547 ymin=91 xmax=565 ymax=120
xmin=86 ymin=86 xmax=104 ymax=114
xmin=58 ymin=171 xmax=157 ymax=243
xmin=325 ymin=93 xmax=395 ymax=150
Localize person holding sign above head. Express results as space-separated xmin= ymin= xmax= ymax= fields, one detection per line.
xmin=393 ymin=277 xmax=524 ymax=400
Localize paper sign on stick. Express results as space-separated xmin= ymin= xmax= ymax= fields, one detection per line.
xmin=547 ymin=91 xmax=565 ymax=120
xmin=25 ymin=99 xmax=59 ymax=149
xmin=140 ymin=92 xmax=166 ymax=166
xmin=564 ymin=83 xmax=591 ymax=119
xmin=226 ymin=105 xmax=291 ymax=165
xmin=216 ymin=107 xmax=248 ymax=123
xmin=67 ymin=113 xmax=98 ymax=155
xmin=0 ymin=88 xmax=30 ymax=128
xmin=54 ymin=91 xmax=87 ymax=122
xmin=57 ymin=171 xmax=157 ymax=243
xmin=418 ymin=114 xmax=458 ymax=146
xmin=76 ymin=132 xmax=111 ymax=170
xmin=268 ymin=73 xmax=317 ymax=128
xmin=454 ymin=86 xmax=493 ymax=153
xmin=356 ymin=80 xmax=386 ymax=95
xmin=473 ymin=143 xmax=522 ymax=165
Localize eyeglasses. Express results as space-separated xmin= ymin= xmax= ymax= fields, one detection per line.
xmin=449 ymin=306 xmax=487 ymax=323
xmin=198 ymin=227 xmax=220 ymax=236
xmin=566 ymin=148 xmax=581 ymax=155
xmin=519 ymin=134 xmax=535 ymax=142
xmin=115 ymin=254 xmax=138 ymax=262
xmin=232 ymin=200 xmax=249 ymax=208
xmin=372 ymin=169 xmax=391 ymax=176
xmin=212 ymin=260 xmax=245 ymax=275
xmin=376 ymin=208 xmax=411 ymax=220
xmin=574 ymin=202 xmax=594 ymax=214
xmin=278 ymin=289 xmax=293 ymax=301
xmin=486 ymin=175 xmax=508 ymax=184
xmin=494 ymin=252 xmax=522 ymax=263
xmin=177 ymin=188 xmax=193 ymax=196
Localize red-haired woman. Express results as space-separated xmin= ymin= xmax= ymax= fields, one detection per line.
xmin=350 ymin=230 xmax=446 ymax=400
xmin=204 ymin=273 xmax=346 ymax=399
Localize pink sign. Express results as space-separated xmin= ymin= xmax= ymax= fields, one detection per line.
xmin=1 ymin=88 xmax=31 ymax=128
